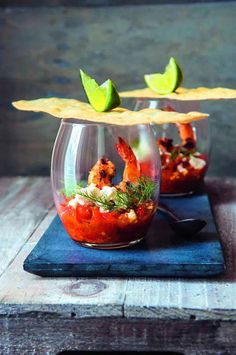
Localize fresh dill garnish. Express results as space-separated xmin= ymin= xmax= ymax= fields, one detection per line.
xmin=75 ymin=190 xmax=116 ymax=211
xmin=136 ymin=176 xmax=157 ymax=203
xmin=115 ymin=189 xmax=132 ymax=210
xmin=75 ymin=176 xmax=156 ymax=211
xmin=121 ymin=176 xmax=156 ymax=207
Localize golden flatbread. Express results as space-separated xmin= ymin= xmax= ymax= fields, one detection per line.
xmin=120 ymin=87 xmax=236 ymax=101
xmin=12 ymin=97 xmax=209 ymax=125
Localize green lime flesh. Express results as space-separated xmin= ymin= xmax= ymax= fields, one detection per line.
xmin=80 ymin=69 xmax=120 ymax=112
xmin=144 ymin=57 xmax=183 ymax=95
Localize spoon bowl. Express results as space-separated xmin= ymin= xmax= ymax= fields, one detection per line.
xmin=169 ymin=218 xmax=207 ymax=237
xmin=158 ymin=202 xmax=207 ymax=236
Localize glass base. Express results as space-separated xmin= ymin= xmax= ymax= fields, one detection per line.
xmin=78 ymin=237 xmax=144 ymax=250
xmin=160 ymin=190 xmax=195 ymax=197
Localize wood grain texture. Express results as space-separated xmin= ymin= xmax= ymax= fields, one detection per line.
xmin=124 ymin=178 xmax=236 ymax=319
xmin=1 ymin=317 xmax=236 ymax=354
xmin=1 ymin=177 xmax=236 ymax=353
xmin=0 ymin=177 xmax=236 ymax=319
xmin=0 ymin=206 xmax=127 ymax=318
xmin=0 ymin=177 xmax=53 ymax=276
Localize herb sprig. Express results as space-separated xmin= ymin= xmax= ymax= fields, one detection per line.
xmin=75 ymin=176 xmax=156 ymax=211
xmin=75 ymin=190 xmax=116 ymax=211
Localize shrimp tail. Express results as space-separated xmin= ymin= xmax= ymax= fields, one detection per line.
xmin=115 ymin=137 xmax=141 ymax=184
xmin=177 ymin=123 xmax=196 ymax=149
xmin=162 ymin=105 xmax=196 ymax=150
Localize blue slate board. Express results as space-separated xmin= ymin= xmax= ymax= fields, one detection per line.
xmin=23 ymin=192 xmax=225 ymax=277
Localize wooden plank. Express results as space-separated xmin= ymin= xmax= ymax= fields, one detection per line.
xmin=0 ymin=209 xmax=127 ymax=317
xmin=1 ymin=317 xmax=236 ymax=354
xmin=0 ymin=177 xmax=21 ymax=200
xmin=124 ymin=178 xmax=236 ymax=320
xmin=0 ymin=177 xmax=53 ymax=276
xmin=202 ymin=178 xmax=236 ymax=310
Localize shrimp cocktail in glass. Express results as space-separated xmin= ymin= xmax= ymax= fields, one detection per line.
xmin=120 ymin=57 xmax=236 ymax=196
xmin=12 ymin=67 xmax=211 ymax=248
xmin=134 ymin=99 xmax=210 ymax=196
xmin=51 ymin=122 xmax=160 ymax=249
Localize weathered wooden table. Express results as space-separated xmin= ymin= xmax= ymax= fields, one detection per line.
xmin=0 ymin=176 xmax=236 ymax=355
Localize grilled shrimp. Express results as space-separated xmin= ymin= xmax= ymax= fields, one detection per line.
xmin=176 ymin=123 xmax=196 ymax=149
xmin=88 ymin=157 xmax=116 ymax=189
xmin=88 ymin=138 xmax=141 ymax=191
xmin=164 ymin=105 xmax=196 ymax=149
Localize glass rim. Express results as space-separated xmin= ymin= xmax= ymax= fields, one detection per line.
xmin=121 ymin=96 xmax=205 ymax=105
xmin=61 ymin=118 xmax=152 ymax=128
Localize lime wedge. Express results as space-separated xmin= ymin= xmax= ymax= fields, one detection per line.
xmin=80 ymin=69 xmax=121 ymax=112
xmin=144 ymin=57 xmax=183 ymax=95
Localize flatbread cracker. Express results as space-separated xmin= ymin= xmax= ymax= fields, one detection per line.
xmin=120 ymin=87 xmax=236 ymax=101
xmin=12 ymin=97 xmax=209 ymax=125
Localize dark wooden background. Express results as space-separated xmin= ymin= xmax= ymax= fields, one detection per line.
xmin=0 ymin=1 xmax=236 ymax=176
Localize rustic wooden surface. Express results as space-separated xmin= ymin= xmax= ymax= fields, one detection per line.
xmin=0 ymin=176 xmax=236 ymax=354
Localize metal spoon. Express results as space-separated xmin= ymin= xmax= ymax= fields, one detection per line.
xmin=158 ymin=202 xmax=207 ymax=236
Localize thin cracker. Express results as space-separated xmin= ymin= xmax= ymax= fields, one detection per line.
xmin=120 ymin=87 xmax=236 ymax=101
xmin=12 ymin=97 xmax=209 ymax=125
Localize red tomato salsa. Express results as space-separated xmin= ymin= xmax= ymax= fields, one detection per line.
xmin=59 ymin=198 xmax=156 ymax=244
xmin=57 ymin=136 xmax=158 ymax=246
xmin=158 ymin=137 xmax=208 ymax=194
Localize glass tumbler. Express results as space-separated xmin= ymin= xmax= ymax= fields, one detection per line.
xmin=51 ymin=120 xmax=161 ymax=249
xmin=133 ymin=99 xmax=210 ymax=196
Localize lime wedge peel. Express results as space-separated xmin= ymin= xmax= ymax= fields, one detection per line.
xmin=80 ymin=69 xmax=121 ymax=112
xmin=144 ymin=57 xmax=183 ymax=95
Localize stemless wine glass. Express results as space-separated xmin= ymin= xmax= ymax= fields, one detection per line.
xmin=133 ymin=98 xmax=211 ymax=196
xmin=51 ymin=120 xmax=161 ymax=249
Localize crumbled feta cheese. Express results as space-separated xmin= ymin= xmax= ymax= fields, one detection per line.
xmin=75 ymin=195 xmax=88 ymax=206
xmin=101 ymin=186 xmax=117 ymax=200
xmin=194 ymin=152 xmax=201 ymax=157
xmin=127 ymin=209 xmax=137 ymax=222
xmin=87 ymin=183 xmax=101 ymax=198
xmin=68 ymin=198 xmax=78 ymax=209
xmin=99 ymin=207 xmax=109 ymax=213
xmin=189 ymin=156 xmax=206 ymax=170
xmin=68 ymin=194 xmax=92 ymax=208
xmin=177 ymin=164 xmax=188 ymax=175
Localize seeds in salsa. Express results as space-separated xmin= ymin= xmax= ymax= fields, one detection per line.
xmin=59 ymin=137 xmax=157 ymax=245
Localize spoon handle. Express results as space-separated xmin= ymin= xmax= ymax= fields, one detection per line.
xmin=157 ymin=202 xmax=180 ymax=222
